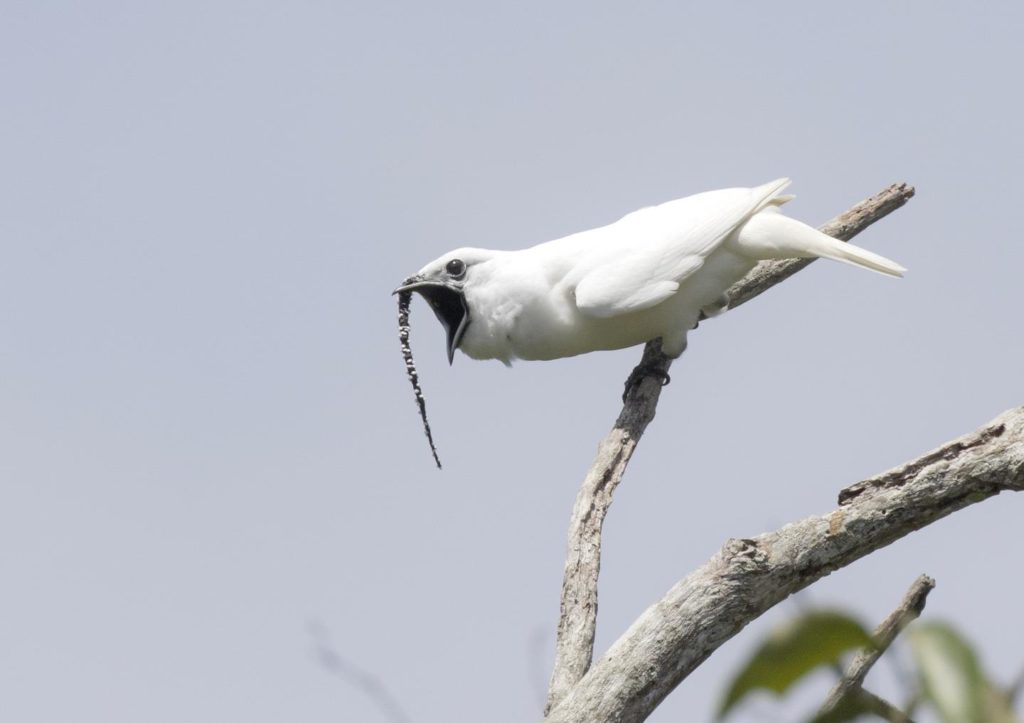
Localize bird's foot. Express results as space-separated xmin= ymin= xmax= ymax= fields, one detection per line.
xmin=622 ymin=362 xmax=671 ymax=402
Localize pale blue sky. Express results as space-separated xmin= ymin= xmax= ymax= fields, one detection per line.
xmin=2 ymin=2 xmax=1022 ymax=721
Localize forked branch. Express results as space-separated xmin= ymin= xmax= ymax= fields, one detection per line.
xmin=545 ymin=183 xmax=916 ymax=713
xmin=546 ymin=407 xmax=1024 ymax=722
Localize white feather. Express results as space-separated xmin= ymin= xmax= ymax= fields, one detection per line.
xmin=573 ymin=178 xmax=792 ymax=317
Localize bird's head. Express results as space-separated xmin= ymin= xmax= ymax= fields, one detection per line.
xmin=394 ymin=248 xmax=498 ymax=364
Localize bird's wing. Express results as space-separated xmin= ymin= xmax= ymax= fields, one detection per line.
xmin=573 ymin=178 xmax=791 ymax=318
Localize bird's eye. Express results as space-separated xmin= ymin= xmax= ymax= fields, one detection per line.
xmin=445 ymin=258 xmax=466 ymax=278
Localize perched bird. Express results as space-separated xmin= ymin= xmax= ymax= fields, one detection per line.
xmin=395 ymin=179 xmax=904 ymax=368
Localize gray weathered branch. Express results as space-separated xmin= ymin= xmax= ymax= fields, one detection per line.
xmin=545 ymin=182 xmax=916 ymax=713
xmin=308 ymin=622 xmax=413 ymax=723
xmin=545 ymin=406 xmax=1024 ymax=722
xmin=818 ymin=574 xmax=935 ymax=718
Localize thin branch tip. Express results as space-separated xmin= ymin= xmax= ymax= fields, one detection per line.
xmin=818 ymin=575 xmax=935 ymax=718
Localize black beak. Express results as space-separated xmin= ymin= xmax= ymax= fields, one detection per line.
xmin=393 ymin=276 xmax=469 ymax=365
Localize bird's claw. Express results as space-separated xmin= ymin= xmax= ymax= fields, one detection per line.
xmin=622 ymin=363 xmax=672 ymax=402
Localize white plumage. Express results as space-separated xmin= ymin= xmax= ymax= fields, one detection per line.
xmin=396 ymin=179 xmax=904 ymax=365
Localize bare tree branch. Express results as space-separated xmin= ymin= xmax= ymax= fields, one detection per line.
xmin=308 ymin=621 xmax=414 ymax=723
xmin=544 ymin=182 xmax=916 ymax=713
xmin=544 ymin=406 xmax=1024 ymax=722
xmin=818 ymin=575 xmax=935 ymax=718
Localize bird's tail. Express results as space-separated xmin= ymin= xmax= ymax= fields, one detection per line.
xmin=734 ymin=209 xmax=906 ymax=278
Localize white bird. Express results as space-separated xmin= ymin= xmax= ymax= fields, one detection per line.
xmin=395 ymin=179 xmax=904 ymax=368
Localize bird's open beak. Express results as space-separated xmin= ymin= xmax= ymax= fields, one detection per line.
xmin=393 ymin=276 xmax=470 ymax=365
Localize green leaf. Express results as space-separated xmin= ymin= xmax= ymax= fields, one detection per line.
xmin=909 ymin=621 xmax=986 ymax=723
xmin=717 ymin=610 xmax=875 ymax=719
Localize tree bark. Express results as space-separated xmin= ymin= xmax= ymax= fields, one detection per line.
xmin=545 ymin=407 xmax=1024 ymax=722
